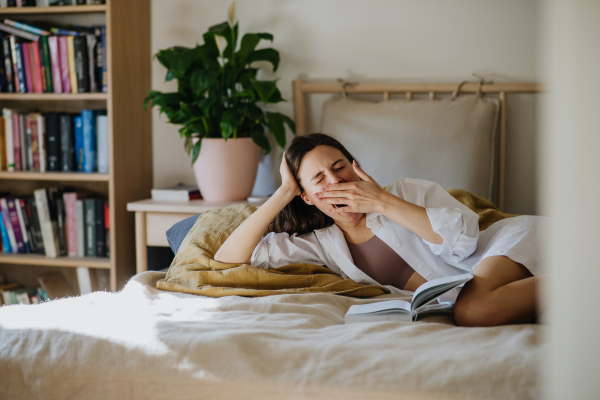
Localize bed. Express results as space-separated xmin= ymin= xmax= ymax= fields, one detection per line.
xmin=0 ymin=80 xmax=543 ymax=400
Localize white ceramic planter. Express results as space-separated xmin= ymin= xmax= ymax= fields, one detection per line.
xmin=192 ymin=137 xmax=261 ymax=201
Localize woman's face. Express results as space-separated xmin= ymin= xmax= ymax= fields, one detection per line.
xmin=297 ymin=145 xmax=363 ymax=224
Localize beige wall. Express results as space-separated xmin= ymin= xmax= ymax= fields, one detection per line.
xmin=151 ymin=0 xmax=539 ymax=214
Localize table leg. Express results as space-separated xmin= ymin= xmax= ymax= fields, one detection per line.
xmin=135 ymin=211 xmax=147 ymax=274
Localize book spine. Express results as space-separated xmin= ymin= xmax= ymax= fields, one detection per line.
xmin=6 ymin=198 xmax=24 ymax=253
xmin=3 ymin=19 xmax=51 ymax=36
xmin=96 ymin=114 xmax=107 ymax=173
xmin=59 ymin=114 xmax=74 ymax=171
xmin=85 ymin=34 xmax=96 ymax=92
xmin=0 ymin=211 xmax=11 ymax=253
xmin=10 ymin=112 xmax=20 ymax=170
xmin=94 ymin=198 xmax=105 ymax=257
xmin=47 ymin=36 xmax=61 ymax=93
xmin=31 ymin=41 xmax=43 ymax=93
xmin=0 ymin=116 xmax=5 ymax=170
xmin=73 ymin=36 xmax=89 ymax=92
xmin=26 ymin=197 xmax=44 ymax=254
xmin=36 ymin=39 xmax=46 ymax=92
xmin=83 ymin=198 xmax=95 ymax=256
xmin=28 ymin=115 xmax=39 ymax=171
xmin=36 ymin=113 xmax=45 ymax=172
xmin=0 ymin=22 xmax=39 ymax=41
xmin=81 ymin=110 xmax=95 ymax=172
xmin=40 ymin=36 xmax=52 ymax=93
xmin=104 ymin=198 xmax=109 ymax=257
xmin=45 ymin=113 xmax=60 ymax=171
xmin=57 ymin=36 xmax=70 ymax=93
xmin=66 ymin=36 xmax=77 ymax=93
xmin=54 ymin=195 xmax=66 ymax=255
xmin=74 ymin=115 xmax=83 ymax=171
xmin=75 ymin=199 xmax=84 ymax=256
xmin=2 ymin=109 xmax=13 ymax=171
xmin=19 ymin=114 xmax=29 ymax=170
xmin=0 ymin=198 xmax=17 ymax=253
xmin=14 ymin=198 xmax=30 ymax=253
xmin=63 ymin=192 xmax=77 ymax=256
xmin=100 ymin=26 xmax=106 ymax=92
xmin=21 ymin=42 xmax=32 ymax=92
xmin=34 ymin=188 xmax=57 ymax=257
xmin=9 ymin=36 xmax=25 ymax=93
xmin=2 ymin=36 xmax=13 ymax=93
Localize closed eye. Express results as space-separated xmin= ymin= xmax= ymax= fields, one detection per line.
xmin=316 ymin=166 xmax=344 ymax=184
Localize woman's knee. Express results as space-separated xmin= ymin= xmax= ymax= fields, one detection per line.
xmin=454 ymin=294 xmax=502 ymax=327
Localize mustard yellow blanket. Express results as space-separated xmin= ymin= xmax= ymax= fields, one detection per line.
xmin=156 ymin=189 xmax=515 ymax=297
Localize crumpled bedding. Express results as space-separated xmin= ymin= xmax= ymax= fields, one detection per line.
xmin=0 ymin=271 xmax=544 ymax=400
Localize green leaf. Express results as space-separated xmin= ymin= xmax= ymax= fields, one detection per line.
xmin=250 ymin=79 xmax=277 ymax=102
xmin=255 ymin=33 xmax=274 ymax=41
xmin=170 ymin=46 xmax=209 ymax=78
xmin=165 ymin=69 xmax=177 ymax=82
xmin=239 ymin=103 xmax=263 ymax=122
xmin=266 ymin=87 xmax=284 ymax=103
xmin=250 ymin=126 xmax=271 ymax=153
xmin=190 ymin=69 xmax=218 ymax=95
xmin=246 ymin=48 xmax=280 ymax=72
xmin=220 ymin=110 xmax=242 ymax=139
xmin=143 ymin=91 xmax=187 ymax=110
xmin=266 ymin=112 xmax=286 ymax=148
xmin=191 ymin=139 xmax=202 ymax=165
xmin=280 ymin=113 xmax=296 ymax=134
xmin=155 ymin=46 xmax=190 ymax=69
xmin=208 ymin=21 xmax=238 ymax=60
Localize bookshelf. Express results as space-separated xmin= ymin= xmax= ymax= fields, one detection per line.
xmin=0 ymin=0 xmax=152 ymax=292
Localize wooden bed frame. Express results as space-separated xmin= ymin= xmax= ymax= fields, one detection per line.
xmin=292 ymin=80 xmax=540 ymax=210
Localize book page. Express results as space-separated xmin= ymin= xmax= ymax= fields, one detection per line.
xmin=411 ymin=273 xmax=473 ymax=312
xmin=346 ymin=299 xmax=411 ymax=316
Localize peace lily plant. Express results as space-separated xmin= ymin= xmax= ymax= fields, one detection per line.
xmin=144 ymin=1 xmax=295 ymax=164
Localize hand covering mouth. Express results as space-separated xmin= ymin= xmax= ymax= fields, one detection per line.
xmin=333 ymin=204 xmax=348 ymax=208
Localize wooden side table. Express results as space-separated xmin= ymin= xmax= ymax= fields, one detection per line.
xmin=126 ymin=199 xmax=265 ymax=274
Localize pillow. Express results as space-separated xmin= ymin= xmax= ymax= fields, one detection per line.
xmin=166 ymin=214 xmax=200 ymax=254
xmin=321 ymin=94 xmax=499 ymax=201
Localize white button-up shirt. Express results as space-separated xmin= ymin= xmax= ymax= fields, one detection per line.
xmin=251 ymin=178 xmax=481 ymax=300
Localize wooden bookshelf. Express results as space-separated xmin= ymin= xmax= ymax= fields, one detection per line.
xmin=0 ymin=0 xmax=152 ymax=292
xmin=0 ymin=5 xmax=107 ymax=15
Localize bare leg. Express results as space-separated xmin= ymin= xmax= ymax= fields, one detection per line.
xmin=454 ymin=256 xmax=542 ymax=327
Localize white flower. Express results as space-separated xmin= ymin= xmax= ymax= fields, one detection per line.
xmin=228 ymin=1 xmax=236 ymax=26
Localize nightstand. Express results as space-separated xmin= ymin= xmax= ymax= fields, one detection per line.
xmin=126 ymin=199 xmax=266 ymax=274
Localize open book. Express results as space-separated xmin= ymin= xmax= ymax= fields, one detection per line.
xmin=345 ymin=273 xmax=473 ymax=324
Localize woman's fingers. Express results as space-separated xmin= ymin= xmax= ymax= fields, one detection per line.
xmin=317 ymin=197 xmax=351 ymax=204
xmin=352 ymin=160 xmax=375 ymax=182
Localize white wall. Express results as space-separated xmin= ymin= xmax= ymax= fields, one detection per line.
xmin=540 ymin=0 xmax=600 ymax=398
xmin=151 ymin=0 xmax=539 ymax=214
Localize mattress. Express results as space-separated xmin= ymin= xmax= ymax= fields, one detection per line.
xmin=0 ymin=271 xmax=544 ymax=400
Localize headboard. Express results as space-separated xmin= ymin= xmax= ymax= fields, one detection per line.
xmin=292 ymin=80 xmax=541 ymax=210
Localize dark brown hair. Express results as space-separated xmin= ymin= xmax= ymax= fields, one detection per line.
xmin=271 ymin=133 xmax=358 ymax=236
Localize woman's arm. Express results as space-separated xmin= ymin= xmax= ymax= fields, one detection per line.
xmin=213 ymin=155 xmax=300 ymax=264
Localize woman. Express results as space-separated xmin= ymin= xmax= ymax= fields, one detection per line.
xmin=214 ymin=133 xmax=545 ymax=327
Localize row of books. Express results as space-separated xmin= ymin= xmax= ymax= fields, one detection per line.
xmin=0 ymin=109 xmax=108 ymax=172
xmin=0 ymin=1 xmax=106 ymax=9
xmin=0 ymin=20 xmax=106 ymax=93
xmin=0 ymin=187 xmax=110 ymax=258
xmin=0 ymin=270 xmax=109 ymax=306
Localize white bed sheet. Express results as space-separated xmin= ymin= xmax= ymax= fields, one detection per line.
xmin=0 ymin=271 xmax=544 ymax=400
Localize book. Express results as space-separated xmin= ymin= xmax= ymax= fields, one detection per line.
xmin=151 ymin=183 xmax=201 ymax=202
xmin=0 ymin=198 xmax=17 ymax=253
xmin=4 ymin=198 xmax=24 ymax=252
xmin=33 ymin=188 xmax=59 ymax=257
xmin=344 ymin=273 xmax=474 ymax=324
xmin=40 ymin=35 xmax=52 ymax=93
xmin=51 ymin=188 xmax=69 ymax=255
xmin=83 ymin=198 xmax=95 ymax=256
xmin=38 ymin=273 xmax=74 ymax=299
xmin=100 ymin=25 xmax=106 ymax=92
xmin=0 ymin=116 xmax=5 ymax=170
xmin=63 ymin=191 xmax=88 ymax=256
xmin=1 ymin=35 xmax=14 ymax=93
xmin=28 ymin=114 xmax=40 ymax=170
xmin=76 ymin=266 xmax=97 ymax=294
xmin=59 ymin=113 xmax=74 ymax=171
xmin=75 ymin=199 xmax=84 ymax=256
xmin=15 ymin=198 xmax=30 ymax=253
xmin=0 ymin=22 xmax=39 ymax=41
xmin=85 ymin=33 xmax=96 ymax=92
xmin=2 ymin=109 xmax=13 ymax=170
xmin=47 ymin=35 xmax=62 ymax=93
xmin=74 ymin=115 xmax=83 ymax=170
xmin=73 ymin=35 xmax=89 ymax=92
xmin=18 ymin=113 xmax=27 ymax=170
xmin=33 ymin=113 xmax=45 ymax=172
xmin=24 ymin=197 xmax=44 ymax=254
xmin=57 ymin=35 xmax=70 ymax=93
xmin=103 ymin=198 xmax=108 ymax=257
xmin=11 ymin=37 xmax=26 ymax=93
xmin=3 ymin=19 xmax=51 ymax=36
xmin=30 ymin=41 xmax=43 ymax=93
xmin=96 ymin=113 xmax=107 ymax=173
xmin=81 ymin=109 xmax=95 ymax=172
xmin=66 ymin=36 xmax=77 ymax=93
xmin=21 ymin=41 xmax=32 ymax=92
xmin=45 ymin=113 xmax=60 ymax=171
xmin=0 ymin=202 xmax=12 ymax=252
xmin=94 ymin=197 xmax=104 ymax=257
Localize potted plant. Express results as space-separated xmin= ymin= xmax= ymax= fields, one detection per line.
xmin=144 ymin=3 xmax=295 ymax=201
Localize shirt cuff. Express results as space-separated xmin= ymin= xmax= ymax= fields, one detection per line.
xmin=250 ymin=236 xmax=270 ymax=269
